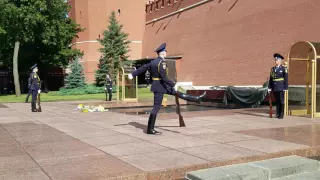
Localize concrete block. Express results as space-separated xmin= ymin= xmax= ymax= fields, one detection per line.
xmin=186 ymin=163 xmax=268 ymax=180
xmin=274 ymin=170 xmax=320 ymax=180
xmin=249 ymin=155 xmax=320 ymax=179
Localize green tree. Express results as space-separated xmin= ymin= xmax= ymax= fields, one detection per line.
xmin=95 ymin=11 xmax=131 ymax=86
xmin=95 ymin=57 xmax=109 ymax=86
xmin=0 ymin=0 xmax=83 ymax=95
xmin=64 ymin=57 xmax=86 ymax=89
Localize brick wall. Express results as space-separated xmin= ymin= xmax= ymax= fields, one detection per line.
xmin=143 ymin=0 xmax=320 ymax=86
xmin=69 ymin=0 xmax=146 ymax=84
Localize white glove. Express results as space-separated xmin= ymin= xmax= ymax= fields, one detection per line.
xmin=174 ymin=84 xmax=178 ymax=91
xmin=128 ymin=74 xmax=133 ymax=80
xmin=38 ymin=90 xmax=41 ymax=94
xmin=268 ymin=89 xmax=271 ymax=92
xmin=104 ymin=87 xmax=107 ymax=90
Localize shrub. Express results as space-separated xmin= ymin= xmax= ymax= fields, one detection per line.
xmin=56 ymin=84 xmax=116 ymax=96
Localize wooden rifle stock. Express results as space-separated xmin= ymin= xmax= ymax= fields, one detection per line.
xmin=175 ymin=93 xmax=186 ymax=127
xmin=37 ymin=93 xmax=42 ymax=112
xmin=268 ymin=91 xmax=272 ymax=118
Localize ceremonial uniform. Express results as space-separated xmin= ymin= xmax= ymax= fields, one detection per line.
xmin=131 ymin=43 xmax=206 ymax=135
xmin=29 ymin=64 xmax=41 ymax=112
xmin=268 ymin=53 xmax=288 ymax=119
xmin=105 ymin=76 xmax=113 ymax=101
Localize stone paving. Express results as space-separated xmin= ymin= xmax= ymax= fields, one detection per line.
xmin=1 ymin=101 xmax=320 ymax=180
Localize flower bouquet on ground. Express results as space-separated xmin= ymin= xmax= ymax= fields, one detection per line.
xmin=75 ymin=104 xmax=108 ymax=112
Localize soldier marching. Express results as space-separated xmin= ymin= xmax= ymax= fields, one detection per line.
xmin=128 ymin=43 xmax=206 ymax=135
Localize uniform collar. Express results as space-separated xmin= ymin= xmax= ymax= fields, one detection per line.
xmin=158 ymin=56 xmax=165 ymax=61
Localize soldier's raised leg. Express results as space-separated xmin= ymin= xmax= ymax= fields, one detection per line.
xmin=168 ymin=87 xmax=206 ymax=103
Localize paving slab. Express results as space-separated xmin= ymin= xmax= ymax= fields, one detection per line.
xmin=0 ymin=168 xmax=50 ymax=180
xmin=41 ymin=154 xmax=142 ymax=180
xmin=119 ymin=149 xmax=209 ymax=171
xmin=47 ymin=122 xmax=104 ymax=133
xmin=128 ymin=130 xmax=187 ymax=141
xmin=24 ymin=139 xmax=104 ymax=163
xmin=0 ymin=154 xmax=39 ymax=172
xmin=228 ymin=138 xmax=309 ymax=153
xmin=65 ymin=128 xmax=120 ymax=139
xmin=98 ymin=141 xmax=170 ymax=157
xmin=14 ymin=131 xmax=74 ymax=146
xmin=153 ymin=136 xmax=216 ymax=149
xmin=180 ymin=144 xmax=264 ymax=162
xmin=193 ymin=132 xmax=260 ymax=143
xmin=236 ymin=124 xmax=320 ymax=147
xmin=0 ymin=142 xmax=26 ymax=157
xmin=80 ymin=134 xmax=143 ymax=147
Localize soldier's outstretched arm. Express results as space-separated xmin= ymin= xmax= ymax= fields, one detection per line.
xmin=159 ymin=61 xmax=175 ymax=87
xmin=132 ymin=63 xmax=151 ymax=77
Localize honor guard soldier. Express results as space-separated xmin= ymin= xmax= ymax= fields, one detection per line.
xmin=105 ymin=74 xmax=113 ymax=101
xmin=128 ymin=43 xmax=206 ymax=135
xmin=29 ymin=64 xmax=41 ymax=112
xmin=268 ymin=53 xmax=288 ymax=119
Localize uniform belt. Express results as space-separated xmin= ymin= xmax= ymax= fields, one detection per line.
xmin=152 ymin=77 xmax=161 ymax=80
xmin=273 ymin=78 xmax=284 ymax=81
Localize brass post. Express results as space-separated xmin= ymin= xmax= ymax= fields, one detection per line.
xmin=306 ymin=53 xmax=310 ymax=114
xmin=117 ymin=70 xmax=119 ymax=101
xmin=311 ymin=58 xmax=315 ymax=118
xmin=284 ymin=61 xmax=289 ymax=116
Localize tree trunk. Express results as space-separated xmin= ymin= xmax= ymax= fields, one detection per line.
xmin=13 ymin=41 xmax=21 ymax=96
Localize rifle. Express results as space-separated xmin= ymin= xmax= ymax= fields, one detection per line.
xmin=267 ymin=78 xmax=272 ymax=118
xmin=175 ymin=92 xmax=186 ymax=127
xmin=37 ymin=93 xmax=42 ymax=112
xmin=36 ymin=80 xmax=47 ymax=112
xmin=268 ymin=91 xmax=272 ymax=118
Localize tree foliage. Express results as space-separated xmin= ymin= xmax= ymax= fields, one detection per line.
xmin=95 ymin=11 xmax=131 ymax=86
xmin=64 ymin=57 xmax=86 ymax=89
xmin=0 ymin=0 xmax=83 ymax=70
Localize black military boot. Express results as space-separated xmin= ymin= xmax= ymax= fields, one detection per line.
xmin=31 ymin=102 xmax=37 ymax=112
xmin=147 ymin=114 xmax=162 ymax=135
xmin=278 ymin=104 xmax=284 ymax=119
xmin=176 ymin=91 xmax=206 ymax=103
xmin=109 ymin=94 xmax=112 ymax=101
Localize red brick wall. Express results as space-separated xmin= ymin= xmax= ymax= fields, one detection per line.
xmin=143 ymin=0 xmax=320 ymax=86
xmin=69 ymin=0 xmax=146 ymax=83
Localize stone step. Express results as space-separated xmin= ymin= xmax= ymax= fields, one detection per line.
xmin=185 ymin=155 xmax=320 ymax=180
xmin=274 ymin=170 xmax=320 ymax=180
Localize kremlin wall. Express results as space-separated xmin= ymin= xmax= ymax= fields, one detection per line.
xmin=70 ymin=0 xmax=320 ymax=87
